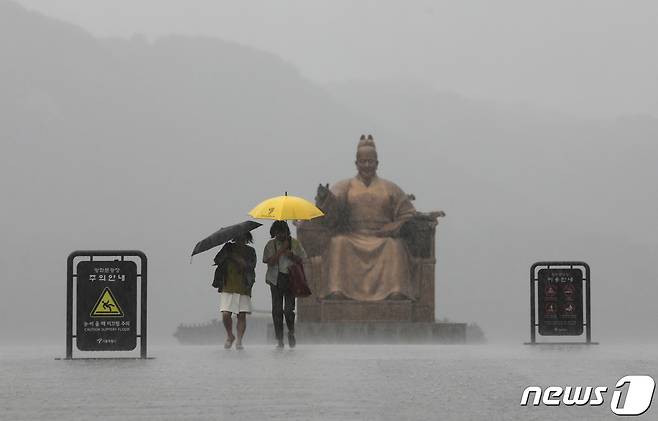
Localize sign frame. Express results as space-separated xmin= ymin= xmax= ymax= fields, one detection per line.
xmin=66 ymin=250 xmax=148 ymax=359
xmin=528 ymin=261 xmax=595 ymax=345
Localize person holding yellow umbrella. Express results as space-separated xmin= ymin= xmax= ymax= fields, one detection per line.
xmin=249 ymin=193 xmax=322 ymax=348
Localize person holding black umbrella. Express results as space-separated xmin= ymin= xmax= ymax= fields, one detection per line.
xmin=212 ymin=232 xmax=257 ymax=350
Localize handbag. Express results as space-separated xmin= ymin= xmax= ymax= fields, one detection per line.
xmin=288 ymin=262 xmax=312 ymax=297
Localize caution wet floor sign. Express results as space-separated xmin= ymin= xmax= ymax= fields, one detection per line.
xmin=76 ymin=260 xmax=137 ymax=351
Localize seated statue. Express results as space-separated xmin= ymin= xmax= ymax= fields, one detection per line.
xmin=315 ymin=134 xmax=417 ymax=301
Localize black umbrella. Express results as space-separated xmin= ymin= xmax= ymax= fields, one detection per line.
xmin=191 ymin=220 xmax=262 ymax=257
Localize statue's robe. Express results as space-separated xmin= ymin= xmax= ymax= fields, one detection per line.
xmin=321 ymin=175 xmax=416 ymax=301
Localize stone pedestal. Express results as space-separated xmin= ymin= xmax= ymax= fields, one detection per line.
xmin=300 ymin=300 xmax=414 ymax=322
xmin=268 ymin=322 xmax=467 ymax=344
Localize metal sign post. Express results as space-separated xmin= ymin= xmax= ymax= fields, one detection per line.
xmin=527 ymin=261 xmax=597 ymax=345
xmin=66 ymin=250 xmax=148 ymax=359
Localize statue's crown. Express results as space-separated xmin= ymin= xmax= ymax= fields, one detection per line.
xmin=358 ymin=134 xmax=376 ymax=150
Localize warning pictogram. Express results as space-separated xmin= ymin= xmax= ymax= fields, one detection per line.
xmin=545 ymin=284 xmax=557 ymax=299
xmin=563 ymin=284 xmax=576 ymax=301
xmin=90 ymin=287 xmax=124 ymax=317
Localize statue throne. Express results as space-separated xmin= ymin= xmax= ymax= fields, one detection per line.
xmin=296 ymin=199 xmax=444 ymax=323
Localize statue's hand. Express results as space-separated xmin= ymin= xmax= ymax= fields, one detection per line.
xmin=375 ymin=222 xmax=401 ymax=238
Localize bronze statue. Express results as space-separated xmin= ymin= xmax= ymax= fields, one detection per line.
xmin=315 ymin=135 xmax=417 ymax=301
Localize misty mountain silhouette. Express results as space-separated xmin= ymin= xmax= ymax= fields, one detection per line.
xmin=0 ymin=0 xmax=363 ymax=151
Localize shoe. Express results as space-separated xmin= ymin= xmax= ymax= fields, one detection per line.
xmin=235 ymin=343 xmax=244 ymax=350
xmin=288 ymin=332 xmax=296 ymax=348
xmin=276 ymin=339 xmax=284 ymax=349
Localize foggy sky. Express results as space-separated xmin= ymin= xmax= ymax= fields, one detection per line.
xmin=1 ymin=0 xmax=657 ymax=346
xmin=13 ymin=0 xmax=658 ymax=118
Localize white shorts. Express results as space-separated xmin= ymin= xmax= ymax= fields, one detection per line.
xmin=219 ymin=292 xmax=252 ymax=314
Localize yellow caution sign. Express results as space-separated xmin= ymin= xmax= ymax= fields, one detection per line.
xmin=90 ymin=287 xmax=124 ymax=317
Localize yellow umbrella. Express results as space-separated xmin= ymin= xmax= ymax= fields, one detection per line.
xmin=248 ymin=192 xmax=324 ymax=221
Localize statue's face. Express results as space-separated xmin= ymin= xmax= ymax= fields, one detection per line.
xmin=356 ymin=147 xmax=378 ymax=181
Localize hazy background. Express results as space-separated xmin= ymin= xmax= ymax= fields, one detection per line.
xmin=1 ymin=0 xmax=657 ymax=345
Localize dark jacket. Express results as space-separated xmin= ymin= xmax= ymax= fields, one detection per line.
xmin=212 ymin=242 xmax=257 ymax=292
